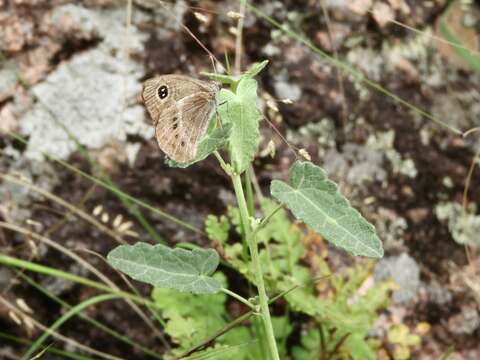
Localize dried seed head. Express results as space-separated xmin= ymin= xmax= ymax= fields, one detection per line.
xmin=266 ymin=99 xmax=279 ymax=113
xmin=266 ymin=140 xmax=276 ymax=158
xmin=194 ymin=12 xmax=208 ymax=23
xmin=28 ymin=240 xmax=38 ymax=258
xmin=92 ymin=205 xmax=103 ymax=217
xmin=113 ymin=214 xmax=123 ymax=229
xmin=23 ymin=316 xmax=35 ymax=331
xmin=26 ymin=219 xmax=44 ymax=232
xmin=101 ymin=213 xmax=109 ymax=223
xmin=9 ymin=311 xmax=22 ymax=325
xmin=124 ymin=230 xmax=139 ymax=238
xmin=228 ymin=26 xmax=238 ymax=36
xmin=16 ymin=298 xmax=33 ymax=314
xmin=117 ymin=221 xmax=133 ymax=233
xmin=280 ymin=98 xmax=293 ymax=104
xmin=299 ymin=148 xmax=311 ymax=161
xmin=227 ymin=11 xmax=244 ymax=20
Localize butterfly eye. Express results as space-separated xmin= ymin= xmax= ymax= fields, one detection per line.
xmin=157 ymin=85 xmax=168 ymax=99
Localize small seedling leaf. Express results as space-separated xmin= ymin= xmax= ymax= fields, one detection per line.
xmin=218 ymin=78 xmax=260 ymax=174
xmin=243 ymin=60 xmax=269 ymax=79
xmin=201 ymin=72 xmax=239 ymax=86
xmin=270 ymin=161 xmax=384 ymax=258
xmin=107 ymin=243 xmax=221 ymax=294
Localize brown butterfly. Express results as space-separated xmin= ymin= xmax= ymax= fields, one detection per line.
xmin=142 ymin=75 xmax=220 ymax=163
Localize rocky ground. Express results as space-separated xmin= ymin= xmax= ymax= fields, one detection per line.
xmin=1 ymin=0 xmax=480 ymax=359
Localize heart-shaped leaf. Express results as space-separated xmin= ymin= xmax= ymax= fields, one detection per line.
xmin=271 ymin=161 xmax=384 ymax=258
xmin=107 ymin=243 xmax=221 ymax=294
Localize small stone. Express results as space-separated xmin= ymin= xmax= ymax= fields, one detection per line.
xmin=0 ymin=61 xmax=18 ymax=102
xmin=372 ymin=2 xmax=395 ymax=28
xmin=406 ymin=208 xmax=429 ymax=225
xmin=375 ymin=253 xmax=420 ymax=305
xmin=0 ymin=13 xmax=34 ymax=52
xmin=448 ymin=306 xmax=480 ymax=335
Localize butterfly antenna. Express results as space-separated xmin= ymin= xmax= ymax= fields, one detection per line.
xmin=262 ymin=115 xmax=300 ymax=160
xmin=157 ymin=0 xmax=224 ymax=71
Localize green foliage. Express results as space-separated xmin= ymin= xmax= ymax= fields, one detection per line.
xmin=202 ymin=60 xmax=269 ymax=86
xmin=438 ymin=1 xmax=480 ymax=73
xmin=218 ymin=78 xmax=260 ymax=174
xmin=387 ymin=324 xmax=421 ymax=360
xmin=205 ymin=214 xmax=230 ymax=244
xmin=243 ymin=60 xmax=269 ymax=79
xmin=106 ymin=56 xmax=388 ymax=358
xmin=152 ymin=273 xmax=274 ymax=359
xmin=107 ymin=243 xmax=220 ymax=294
xmin=206 ymin=200 xmax=393 ymax=359
xmin=271 ymin=161 xmax=384 ymax=258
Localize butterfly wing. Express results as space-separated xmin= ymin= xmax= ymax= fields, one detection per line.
xmin=155 ymin=93 xmax=215 ymax=163
xmin=142 ymin=75 xmax=218 ymax=163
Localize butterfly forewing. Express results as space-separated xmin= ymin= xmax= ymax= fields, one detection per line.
xmin=142 ymin=75 xmax=219 ymax=163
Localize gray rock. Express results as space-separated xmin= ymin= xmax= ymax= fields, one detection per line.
xmin=374 ymin=253 xmax=420 ymax=304
xmin=324 ymin=143 xmax=387 ymax=185
xmin=0 ymin=152 xmax=60 ymax=222
xmin=20 ymin=48 xmax=153 ymax=161
xmin=19 ymin=4 xmax=154 ymax=162
xmin=426 ymin=283 xmax=453 ymax=305
xmin=51 ymin=4 xmax=147 ymax=54
xmin=273 ymin=69 xmax=302 ymax=102
xmin=0 ymin=267 xmax=13 ymax=288
xmin=0 ymin=60 xmax=18 ymax=102
xmin=449 ymin=307 xmax=480 ymax=335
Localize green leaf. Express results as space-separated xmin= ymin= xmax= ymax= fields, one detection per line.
xmin=243 ymin=60 xmax=269 ymax=79
xmin=206 ymin=215 xmax=230 ymax=244
xmin=152 ymin=274 xmax=258 ymax=358
xmin=202 ymin=59 xmax=268 ymax=85
xmin=201 ymin=72 xmax=239 ymax=86
xmin=107 ymin=243 xmax=221 ymax=294
xmin=152 ymin=273 xmax=227 ymax=348
xmin=218 ymin=78 xmax=260 ymax=174
xmin=270 ymin=161 xmax=383 ymax=258
xmin=167 ymin=123 xmax=232 ymax=168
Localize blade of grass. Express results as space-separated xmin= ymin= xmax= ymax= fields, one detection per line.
xmin=17 ymin=271 xmax=164 ymax=359
xmin=21 ymin=294 xmax=121 ymax=360
xmin=35 ymin=98 xmax=165 ymax=244
xmin=0 ymin=331 xmax=93 ymax=360
xmin=6 ymin=131 xmax=204 ymax=236
xmin=0 ymin=174 xmax=125 ymax=244
xmin=0 ymin=254 xmax=160 ymax=309
xmin=0 ymin=295 xmax=122 ymax=360
xmin=0 ymin=221 xmax=167 ymax=345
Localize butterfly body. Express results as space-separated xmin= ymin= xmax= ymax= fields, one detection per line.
xmin=142 ymin=75 xmax=219 ymax=163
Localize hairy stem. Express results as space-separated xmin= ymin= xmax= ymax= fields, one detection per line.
xmin=231 ymin=173 xmax=280 ymax=360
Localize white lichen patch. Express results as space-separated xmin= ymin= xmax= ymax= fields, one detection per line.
xmin=19 ymin=4 xmax=154 ymax=161
xmin=435 ymin=202 xmax=480 ymax=246
xmin=367 ymin=130 xmax=418 ymax=178
xmin=20 ymin=48 xmax=152 ymax=160
xmin=286 ymin=118 xmax=336 ymax=158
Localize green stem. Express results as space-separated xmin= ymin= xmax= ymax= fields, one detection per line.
xmin=221 ymin=288 xmax=255 ymax=310
xmin=231 ymin=173 xmax=279 ymax=360
xmin=244 ymin=167 xmax=255 ymax=216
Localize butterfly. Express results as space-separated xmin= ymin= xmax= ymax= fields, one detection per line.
xmin=142 ymin=75 xmax=220 ymax=163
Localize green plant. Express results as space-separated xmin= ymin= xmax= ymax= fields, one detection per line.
xmin=209 ymin=201 xmax=394 ymax=359
xmin=107 ymin=60 xmax=384 ymax=359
